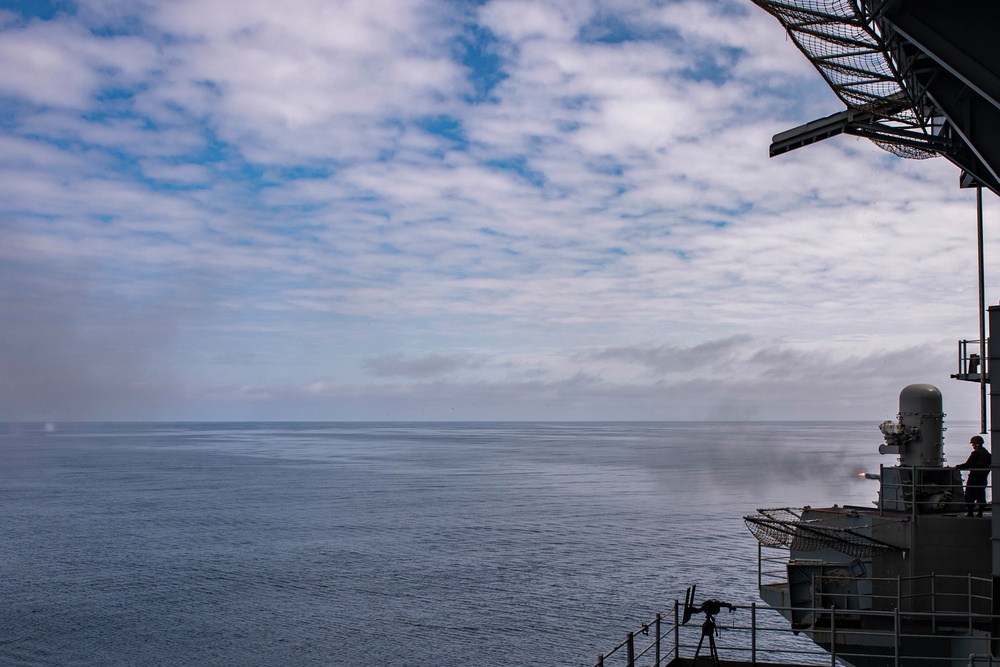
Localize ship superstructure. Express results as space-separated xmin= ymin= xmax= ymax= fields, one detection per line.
xmin=589 ymin=2 xmax=1000 ymax=666
xmin=741 ymin=1 xmax=1000 ymax=665
xmin=745 ymin=384 xmax=993 ymax=667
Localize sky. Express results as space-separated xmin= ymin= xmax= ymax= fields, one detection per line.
xmin=1 ymin=0 xmax=997 ymax=422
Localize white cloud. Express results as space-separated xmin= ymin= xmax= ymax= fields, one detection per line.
xmin=0 ymin=17 xmax=159 ymax=107
xmin=479 ymin=0 xmax=582 ymax=42
xmin=139 ymin=0 xmax=468 ymax=164
xmin=0 ymin=0 xmax=992 ymax=421
xmin=0 ymin=22 xmax=100 ymax=106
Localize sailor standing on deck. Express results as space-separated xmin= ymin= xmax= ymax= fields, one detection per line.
xmin=955 ymin=435 xmax=991 ymax=517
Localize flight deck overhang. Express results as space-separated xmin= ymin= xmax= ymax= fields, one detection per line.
xmin=753 ymin=0 xmax=1000 ymax=197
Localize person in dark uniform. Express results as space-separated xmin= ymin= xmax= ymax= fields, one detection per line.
xmin=955 ymin=435 xmax=991 ymax=517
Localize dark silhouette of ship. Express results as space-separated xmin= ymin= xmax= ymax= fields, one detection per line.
xmin=590 ymin=3 xmax=1000 ymax=666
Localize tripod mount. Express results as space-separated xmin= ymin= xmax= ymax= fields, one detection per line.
xmin=681 ymin=585 xmax=736 ymax=667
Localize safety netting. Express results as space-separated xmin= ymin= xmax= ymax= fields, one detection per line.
xmin=745 ymin=508 xmax=904 ymax=559
xmin=751 ymin=0 xmax=938 ymax=159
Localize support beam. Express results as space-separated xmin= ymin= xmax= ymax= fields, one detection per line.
xmin=770 ymin=110 xmax=859 ymax=157
xmin=873 ymin=0 xmax=1000 ymax=112
xmin=990 ymin=306 xmax=1000 ymax=576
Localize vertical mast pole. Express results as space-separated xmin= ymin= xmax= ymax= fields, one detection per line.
xmin=979 ymin=186 xmax=987 ymax=434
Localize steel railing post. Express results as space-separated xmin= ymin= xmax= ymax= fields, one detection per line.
xmin=931 ymin=573 xmax=937 ymax=633
xmin=811 ymin=575 xmax=817 ymax=631
xmin=880 ymin=464 xmax=885 ymax=516
xmin=675 ymin=599 xmax=680 ymax=660
xmin=894 ymin=607 xmax=901 ymax=667
xmin=627 ymin=631 xmax=634 ymax=667
xmin=752 ymin=603 xmax=757 ymax=666
xmin=968 ymin=574 xmax=973 ymax=634
xmin=656 ymin=613 xmax=661 ymax=666
xmin=831 ymin=605 xmax=837 ymax=667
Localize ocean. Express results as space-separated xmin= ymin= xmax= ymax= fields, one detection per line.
xmin=0 ymin=421 xmax=978 ymax=666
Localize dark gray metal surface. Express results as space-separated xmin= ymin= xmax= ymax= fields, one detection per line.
xmin=754 ymin=0 xmax=1000 ymax=196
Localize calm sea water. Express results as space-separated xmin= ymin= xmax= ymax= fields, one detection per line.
xmin=0 ymin=421 xmax=978 ymax=666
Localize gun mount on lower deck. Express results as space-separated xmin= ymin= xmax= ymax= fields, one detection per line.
xmin=744 ymin=384 xmax=992 ymax=667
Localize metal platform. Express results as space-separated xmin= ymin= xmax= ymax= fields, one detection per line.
xmin=664 ymin=661 xmax=816 ymax=667
xmin=591 ymin=596 xmax=997 ymax=667
xmin=750 ymin=0 xmax=1000 ymax=196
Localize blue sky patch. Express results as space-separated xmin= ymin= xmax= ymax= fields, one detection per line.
xmin=415 ymin=114 xmax=468 ymax=149
xmin=454 ymin=23 xmax=508 ymax=103
xmin=487 ymin=156 xmax=546 ymax=187
xmin=577 ymin=13 xmax=680 ymax=45
xmin=278 ymin=165 xmax=331 ymax=180
xmin=3 ymin=0 xmax=73 ymax=20
xmin=586 ymin=158 xmax=625 ymax=176
xmin=681 ymin=47 xmax=743 ymax=84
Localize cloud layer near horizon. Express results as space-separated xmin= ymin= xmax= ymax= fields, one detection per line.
xmin=1 ymin=0 xmax=995 ymax=421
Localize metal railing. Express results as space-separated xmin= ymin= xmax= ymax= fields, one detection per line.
xmin=757 ymin=542 xmax=992 ymax=617
xmin=876 ymin=465 xmax=990 ymax=518
xmin=954 ymin=339 xmax=988 ymax=380
xmin=759 ymin=545 xmax=789 ymax=589
xmin=591 ymin=601 xmax=832 ymax=667
xmin=591 ymin=597 xmax=998 ymax=667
